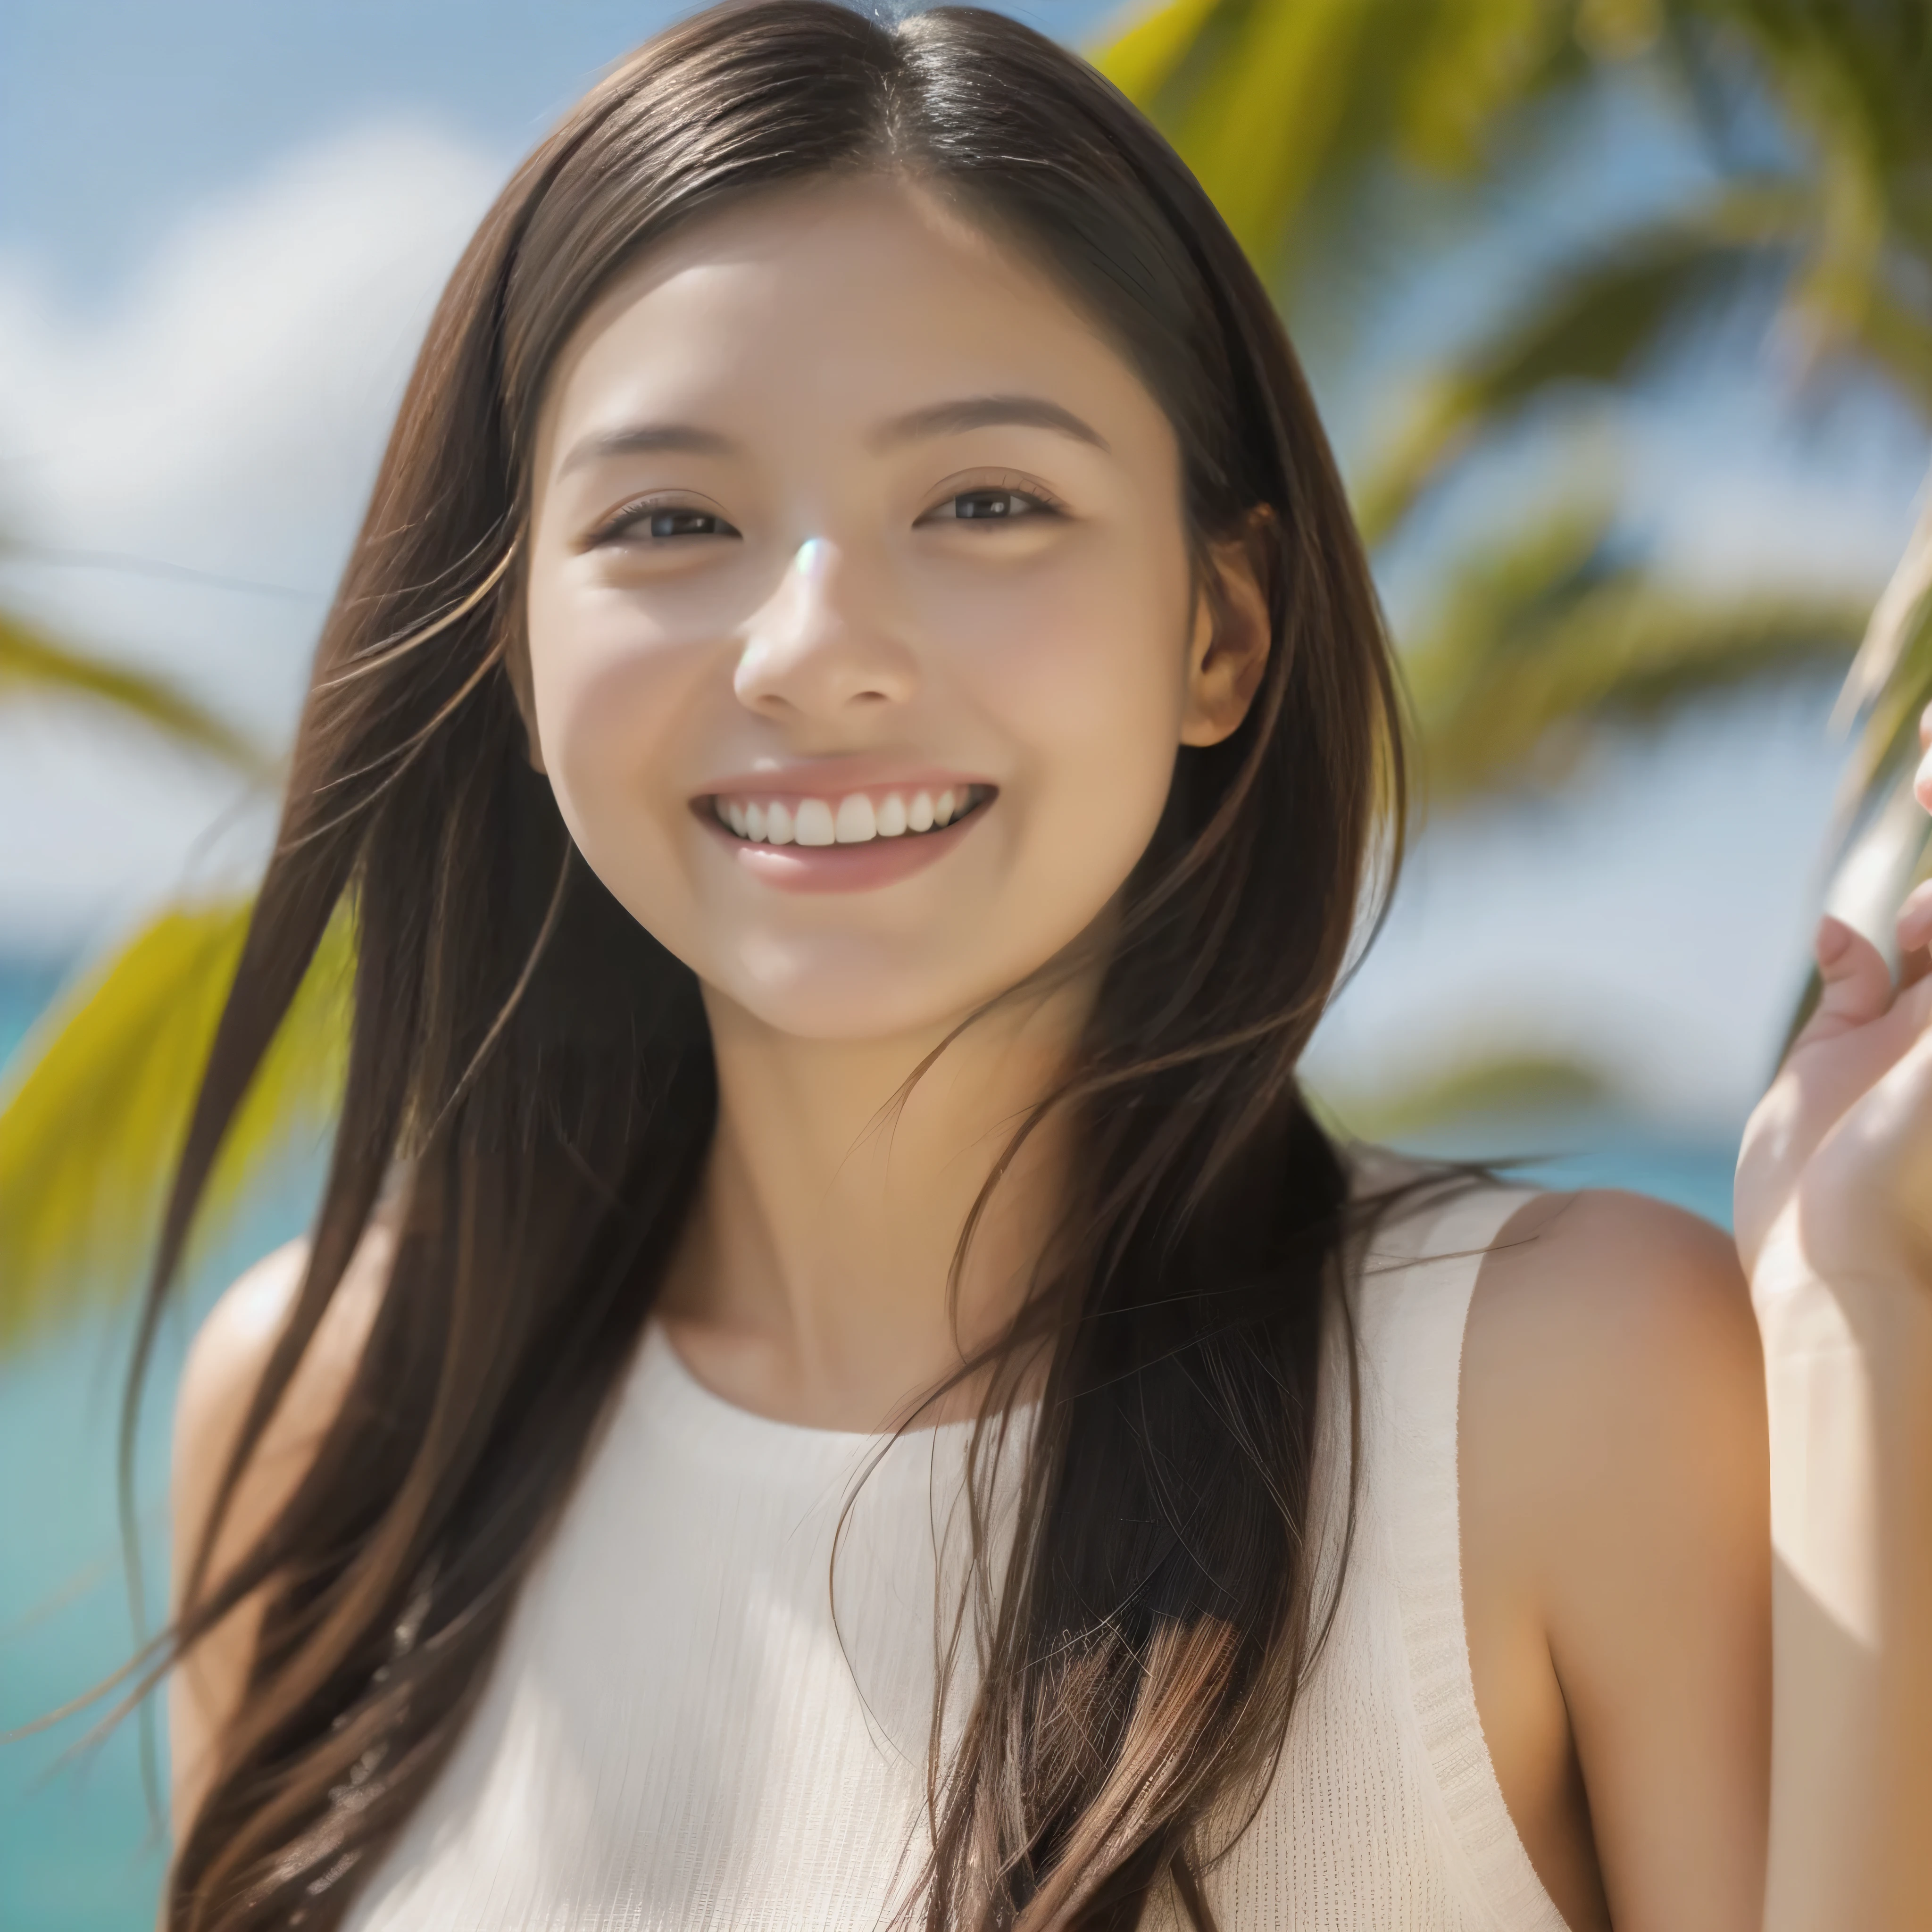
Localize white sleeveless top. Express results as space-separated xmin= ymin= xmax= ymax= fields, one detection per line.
xmin=347 ymin=1182 xmax=1570 ymax=1931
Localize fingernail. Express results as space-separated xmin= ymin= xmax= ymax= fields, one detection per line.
xmin=1816 ymin=915 xmax=1853 ymax=965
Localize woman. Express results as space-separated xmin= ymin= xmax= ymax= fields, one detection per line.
xmin=151 ymin=4 xmax=1931 ymax=1927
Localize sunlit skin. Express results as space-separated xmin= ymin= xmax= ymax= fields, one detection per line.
xmin=174 ymin=176 xmax=1806 ymax=1930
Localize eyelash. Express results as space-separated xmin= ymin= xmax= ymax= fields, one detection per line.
xmin=920 ymin=476 xmax=1066 ymax=525
xmin=584 ymin=499 xmax=740 ymax=548
xmin=583 ymin=476 xmax=1067 ymax=548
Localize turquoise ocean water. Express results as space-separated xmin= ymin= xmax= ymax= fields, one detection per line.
xmin=0 ymin=964 xmax=324 ymax=1930
xmin=0 ymin=959 xmax=1738 ymax=1929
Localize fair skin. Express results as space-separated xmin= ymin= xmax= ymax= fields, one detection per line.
xmin=1732 ymin=730 xmax=1932 ymax=1932
xmin=173 ymin=175 xmax=1787 ymax=1926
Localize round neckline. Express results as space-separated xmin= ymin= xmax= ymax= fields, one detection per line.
xmin=639 ymin=1319 xmax=1019 ymax=1452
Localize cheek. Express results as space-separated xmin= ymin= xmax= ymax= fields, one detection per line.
xmin=524 ymin=569 xmax=704 ymax=890
xmin=936 ymin=540 xmax=1191 ymax=851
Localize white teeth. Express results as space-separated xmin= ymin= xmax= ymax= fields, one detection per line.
xmin=834 ymin=793 xmax=876 ymax=843
xmin=716 ymin=786 xmax=980 ymax=845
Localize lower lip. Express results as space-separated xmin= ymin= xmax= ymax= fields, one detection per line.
xmin=698 ymin=801 xmax=991 ymax=893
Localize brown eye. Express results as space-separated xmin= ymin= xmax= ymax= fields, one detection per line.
xmin=942 ymin=489 xmax=1049 ymax=522
xmin=642 ymin=508 xmax=733 ymax=539
xmin=653 ymin=506 xmax=734 ymax=537
xmin=590 ymin=501 xmax=741 ymax=547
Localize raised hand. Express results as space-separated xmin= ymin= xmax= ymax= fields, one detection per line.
xmin=1736 ymin=701 xmax=1932 ymax=1292
xmin=1738 ymin=702 xmax=1932 ymax=1932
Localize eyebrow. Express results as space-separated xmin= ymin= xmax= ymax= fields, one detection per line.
xmin=558 ymin=422 xmax=739 ymax=475
xmin=873 ymin=395 xmax=1110 ymax=453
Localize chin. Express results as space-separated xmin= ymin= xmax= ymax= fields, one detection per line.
xmin=705 ymin=939 xmax=1052 ymax=1046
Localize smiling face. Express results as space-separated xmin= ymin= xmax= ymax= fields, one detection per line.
xmin=523 ymin=173 xmax=1263 ymax=1043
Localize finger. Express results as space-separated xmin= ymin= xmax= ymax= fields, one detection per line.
xmin=1902 ymin=966 xmax=1932 ymax=1034
xmin=1899 ymin=880 xmax=1932 ymax=977
xmin=1917 ymin=719 xmax=1932 ymax=812
xmin=1795 ymin=915 xmax=1895 ymax=1046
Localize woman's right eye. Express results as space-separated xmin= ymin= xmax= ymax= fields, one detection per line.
xmin=591 ymin=503 xmax=741 ymax=546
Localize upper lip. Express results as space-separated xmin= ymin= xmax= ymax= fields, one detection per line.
xmin=693 ymin=757 xmax=996 ymax=802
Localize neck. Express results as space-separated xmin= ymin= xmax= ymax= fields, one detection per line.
xmin=658 ymin=978 xmax=1089 ymax=1431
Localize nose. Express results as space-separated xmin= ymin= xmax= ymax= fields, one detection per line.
xmin=733 ymin=538 xmax=915 ymax=723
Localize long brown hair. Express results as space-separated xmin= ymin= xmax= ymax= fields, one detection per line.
xmin=146 ymin=5 xmax=1410 ymax=1925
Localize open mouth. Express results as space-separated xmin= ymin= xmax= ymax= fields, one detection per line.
xmin=708 ymin=783 xmax=994 ymax=847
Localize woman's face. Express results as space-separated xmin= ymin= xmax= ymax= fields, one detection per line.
xmin=525 ymin=174 xmax=1261 ymax=1042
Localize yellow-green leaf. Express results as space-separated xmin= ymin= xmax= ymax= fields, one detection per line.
xmin=0 ymin=900 xmax=350 ymax=1352
xmin=0 ymin=608 xmax=269 ymax=778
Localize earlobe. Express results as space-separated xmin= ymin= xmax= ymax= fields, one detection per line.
xmin=1179 ymin=518 xmax=1273 ymax=749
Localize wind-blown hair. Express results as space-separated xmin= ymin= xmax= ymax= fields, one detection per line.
xmin=148 ymin=5 xmax=1412 ymax=1926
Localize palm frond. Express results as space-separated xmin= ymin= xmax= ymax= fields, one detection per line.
xmin=1353 ymin=187 xmax=1807 ymax=543
xmin=0 ymin=900 xmax=349 ymax=1353
xmin=1407 ymin=508 xmax=1868 ymax=802
xmin=1096 ymin=0 xmax=1582 ymax=274
xmin=0 ymin=608 xmax=269 ymax=777
xmin=1090 ymin=0 xmax=1224 ymax=102
xmin=1391 ymin=0 xmax=1577 ymax=176
xmin=1314 ymin=1050 xmax=1613 ymax=1141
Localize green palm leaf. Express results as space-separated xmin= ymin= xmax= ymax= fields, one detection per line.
xmin=1406 ymin=505 xmax=1869 ymax=802
xmin=1315 ymin=1050 xmax=1614 ymax=1142
xmin=0 ymin=901 xmax=350 ymax=1353
xmin=1674 ymin=0 xmax=1932 ymax=383
xmin=0 ymin=608 xmax=268 ymax=777
xmin=1101 ymin=0 xmax=1931 ymax=546
xmin=1352 ymin=187 xmax=1808 ymax=543
xmin=1095 ymin=0 xmax=1582 ymax=275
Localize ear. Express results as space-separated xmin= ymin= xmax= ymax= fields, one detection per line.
xmin=501 ymin=630 xmax=548 ymax=774
xmin=1179 ymin=512 xmax=1272 ymax=749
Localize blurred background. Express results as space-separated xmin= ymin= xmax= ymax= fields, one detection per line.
xmin=1 ymin=0 xmax=1927 ymax=1922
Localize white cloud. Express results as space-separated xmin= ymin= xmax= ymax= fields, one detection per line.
xmin=0 ymin=118 xmax=504 ymax=713
xmin=0 ymin=119 xmax=502 ymax=956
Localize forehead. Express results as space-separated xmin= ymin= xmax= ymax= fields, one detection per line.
xmin=532 ymin=173 xmax=1171 ymax=465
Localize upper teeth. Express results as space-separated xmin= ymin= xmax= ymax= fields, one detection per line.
xmin=714 ymin=785 xmax=980 ymax=845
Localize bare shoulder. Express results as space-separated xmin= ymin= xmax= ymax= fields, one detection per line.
xmin=174 ymin=1221 xmax=393 ymax=1559
xmin=1468 ymin=1185 xmax=1757 ymax=1400
xmin=170 ymin=1216 xmax=395 ymax=1836
xmin=1461 ymin=1187 xmax=1770 ymax=1926
xmin=1462 ymin=1185 xmax=1763 ymax=1563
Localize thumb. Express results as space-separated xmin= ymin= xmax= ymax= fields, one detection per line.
xmin=1793 ymin=916 xmax=1895 ymax=1049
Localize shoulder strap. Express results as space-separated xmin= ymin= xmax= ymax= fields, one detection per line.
xmin=1359 ymin=1181 xmax=1571 ymax=1931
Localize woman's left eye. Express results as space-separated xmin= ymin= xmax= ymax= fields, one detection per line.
xmin=924 ymin=489 xmax=1056 ymax=524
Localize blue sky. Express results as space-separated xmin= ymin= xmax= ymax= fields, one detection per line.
xmin=0 ymin=0 xmax=1926 ymax=1131
xmin=0 ymin=0 xmax=1120 ymax=302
